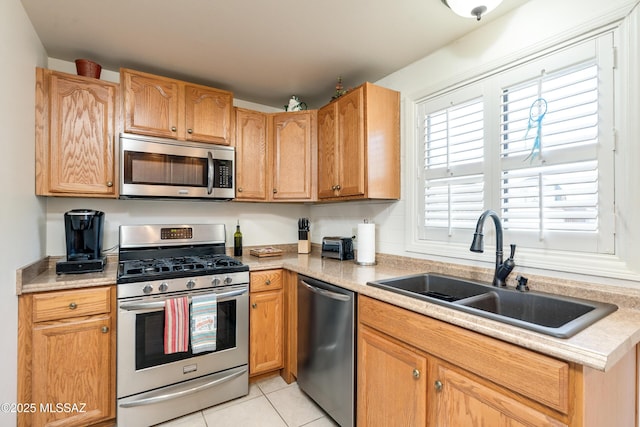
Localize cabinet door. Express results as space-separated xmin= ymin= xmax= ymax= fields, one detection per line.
xmin=184 ymin=84 xmax=232 ymax=145
xmin=357 ymin=325 xmax=428 ymax=427
xmin=31 ymin=316 xmax=114 ymax=427
xmin=336 ymin=87 xmax=365 ymax=198
xmin=122 ymin=69 xmax=180 ymax=139
xmin=271 ymin=111 xmax=316 ymax=201
xmin=235 ymin=109 xmax=268 ymax=200
xmin=249 ymin=290 xmax=284 ymax=375
xmin=317 ymin=103 xmax=339 ymax=199
xmin=40 ymin=70 xmax=117 ymax=196
xmin=432 ymin=361 xmax=568 ymax=427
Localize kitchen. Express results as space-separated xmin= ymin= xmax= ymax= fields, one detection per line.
xmin=3 ymin=0 xmax=640 ymax=426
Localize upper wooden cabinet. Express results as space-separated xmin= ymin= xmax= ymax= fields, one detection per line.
xmin=235 ymin=108 xmax=317 ymax=202
xmin=318 ymin=82 xmax=400 ymax=201
xmin=271 ymin=111 xmax=317 ymax=201
xmin=121 ymin=68 xmax=233 ymax=145
xmin=235 ymin=108 xmax=269 ymax=200
xmin=35 ymin=68 xmax=118 ymax=197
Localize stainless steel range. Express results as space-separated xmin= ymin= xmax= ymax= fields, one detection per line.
xmin=116 ymin=224 xmax=249 ymax=427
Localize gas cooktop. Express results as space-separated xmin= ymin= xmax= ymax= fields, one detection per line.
xmin=117 ymin=254 xmax=248 ymax=284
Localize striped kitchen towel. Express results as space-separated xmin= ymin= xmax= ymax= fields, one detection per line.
xmin=191 ymin=293 xmax=217 ymax=354
xmin=164 ymin=296 xmax=189 ymax=354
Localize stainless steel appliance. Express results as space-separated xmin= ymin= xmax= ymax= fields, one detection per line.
xmin=321 ymin=236 xmax=354 ymax=261
xmin=116 ymin=224 xmax=249 ymax=427
xmin=56 ymin=209 xmax=106 ymax=274
xmin=297 ymin=275 xmax=355 ymax=427
xmin=119 ymin=133 xmax=235 ymax=200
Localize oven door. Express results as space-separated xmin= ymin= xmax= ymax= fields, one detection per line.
xmin=117 ymin=285 xmax=248 ymax=399
xmin=120 ymin=133 xmax=235 ymax=199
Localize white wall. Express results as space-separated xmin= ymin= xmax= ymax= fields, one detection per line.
xmin=311 ymin=0 xmax=640 ymax=286
xmin=45 ymin=198 xmax=310 ymax=256
xmin=0 ymin=0 xmax=47 ymax=424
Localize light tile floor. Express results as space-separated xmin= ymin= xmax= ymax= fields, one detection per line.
xmin=156 ymin=375 xmax=339 ymax=427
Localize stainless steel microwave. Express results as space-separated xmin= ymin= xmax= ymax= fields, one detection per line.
xmin=119 ymin=133 xmax=235 ymax=200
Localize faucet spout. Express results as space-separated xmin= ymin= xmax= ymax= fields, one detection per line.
xmin=470 ymin=210 xmax=515 ymax=287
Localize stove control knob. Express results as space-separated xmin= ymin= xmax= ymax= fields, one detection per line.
xmin=212 ymin=278 xmax=221 ymax=286
xmin=143 ymin=284 xmax=153 ymax=295
xmin=159 ymin=282 xmax=169 ymax=292
xmin=224 ymin=276 xmax=232 ymax=285
xmin=186 ymin=280 xmax=196 ymax=290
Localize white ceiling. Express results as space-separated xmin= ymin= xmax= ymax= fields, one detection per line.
xmin=20 ymin=0 xmax=529 ymax=109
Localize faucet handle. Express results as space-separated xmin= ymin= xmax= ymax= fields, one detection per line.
xmin=516 ymin=275 xmax=529 ymax=292
xmin=509 ymin=243 xmax=516 ymax=259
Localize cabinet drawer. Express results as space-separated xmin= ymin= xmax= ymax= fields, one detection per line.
xmin=359 ymin=296 xmax=570 ymax=414
xmin=250 ymin=270 xmax=283 ymax=292
xmin=32 ymin=287 xmax=111 ymax=323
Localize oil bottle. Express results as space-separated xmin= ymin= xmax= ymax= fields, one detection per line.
xmin=233 ymin=220 xmax=243 ymax=257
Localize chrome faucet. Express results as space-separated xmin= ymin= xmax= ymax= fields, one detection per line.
xmin=470 ymin=210 xmax=516 ymax=287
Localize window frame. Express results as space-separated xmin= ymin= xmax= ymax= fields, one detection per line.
xmin=405 ymin=25 xmax=638 ymax=281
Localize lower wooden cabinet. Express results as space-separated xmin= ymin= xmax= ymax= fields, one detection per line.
xmin=358 ymin=325 xmax=428 ymax=427
xmin=249 ymin=269 xmax=284 ymax=376
xmin=357 ymin=295 xmax=636 ymax=427
xmin=432 ymin=360 xmax=567 ymax=426
xmin=18 ymin=286 xmax=116 ymax=427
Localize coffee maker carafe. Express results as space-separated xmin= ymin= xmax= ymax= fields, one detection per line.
xmin=56 ymin=209 xmax=106 ymax=274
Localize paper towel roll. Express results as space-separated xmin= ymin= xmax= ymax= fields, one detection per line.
xmin=357 ymin=222 xmax=376 ymax=265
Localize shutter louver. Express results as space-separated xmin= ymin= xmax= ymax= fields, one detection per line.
xmin=499 ymin=62 xmax=599 ymax=237
xmin=422 ymin=97 xmax=485 ymax=234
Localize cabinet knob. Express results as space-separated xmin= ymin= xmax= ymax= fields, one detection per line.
xmin=101 ymin=326 xmax=109 ymax=334
xmin=106 ymin=181 xmax=113 ymax=187
xmin=273 ymin=188 xmax=278 ymax=194
xmin=412 ymin=368 xmax=420 ymax=379
xmin=187 ymin=128 xmax=193 ymax=134
xmin=434 ymin=380 xmax=443 ymax=391
xmin=171 ymin=126 xmax=177 ymax=132
xmin=331 ymin=185 xmax=337 ymax=190
xmin=265 ymin=279 xmax=271 ymax=285
xmin=252 ymin=303 xmax=257 ymax=309
xmin=238 ymin=187 xmax=243 ymax=192
xmin=336 ymin=184 xmax=341 ymax=190
xmin=68 ymin=302 xmax=77 ymax=310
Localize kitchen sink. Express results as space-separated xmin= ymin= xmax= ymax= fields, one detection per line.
xmin=367 ymin=273 xmax=490 ymax=302
xmin=368 ymin=274 xmax=617 ymax=338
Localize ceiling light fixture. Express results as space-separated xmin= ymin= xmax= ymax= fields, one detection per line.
xmin=440 ymin=0 xmax=503 ymax=21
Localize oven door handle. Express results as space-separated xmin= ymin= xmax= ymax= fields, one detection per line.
xmin=119 ymin=288 xmax=247 ymax=311
xmin=118 ymin=365 xmax=247 ymax=408
xmin=207 ymin=151 xmax=214 ymax=195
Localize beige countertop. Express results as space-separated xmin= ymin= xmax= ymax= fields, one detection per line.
xmin=16 ymin=251 xmax=640 ymax=372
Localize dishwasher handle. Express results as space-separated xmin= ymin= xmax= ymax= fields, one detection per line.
xmin=300 ymin=280 xmax=351 ymax=302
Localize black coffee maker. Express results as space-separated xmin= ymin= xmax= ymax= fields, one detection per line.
xmin=56 ymin=209 xmax=106 ymax=274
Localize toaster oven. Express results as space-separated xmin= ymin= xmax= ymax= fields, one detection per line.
xmin=321 ymin=237 xmax=354 ymax=261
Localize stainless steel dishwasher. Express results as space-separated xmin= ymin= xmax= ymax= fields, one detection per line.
xmin=297 ymin=275 xmax=355 ymax=427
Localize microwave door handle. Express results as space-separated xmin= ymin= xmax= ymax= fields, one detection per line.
xmin=207 ymin=151 xmax=214 ymax=195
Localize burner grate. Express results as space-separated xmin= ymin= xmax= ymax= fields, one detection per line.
xmin=117 ymin=254 xmax=247 ymax=283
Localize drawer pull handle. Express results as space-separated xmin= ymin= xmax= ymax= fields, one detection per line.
xmin=434 ymin=380 xmax=443 ymax=391
xmin=412 ymin=368 xmax=420 ymax=379
xmin=265 ymin=279 xmax=271 ymax=285
xmin=69 ymin=302 xmax=77 ymax=310
xmin=101 ymin=326 xmax=109 ymax=333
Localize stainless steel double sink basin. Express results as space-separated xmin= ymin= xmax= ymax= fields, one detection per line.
xmin=367 ymin=274 xmax=617 ymax=338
